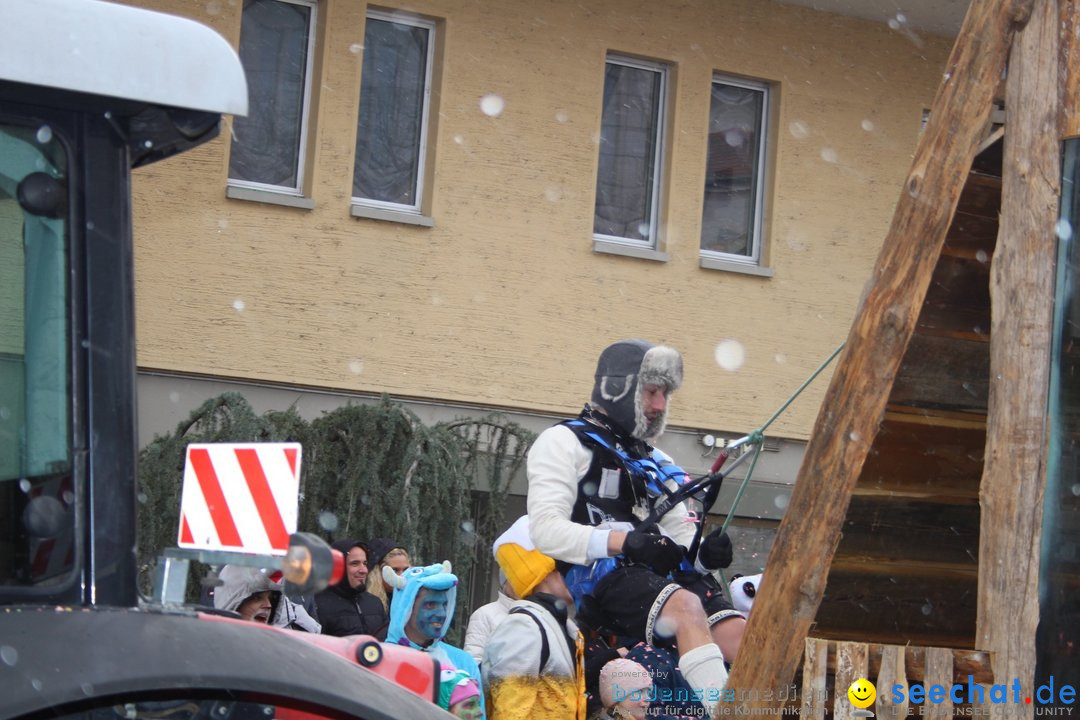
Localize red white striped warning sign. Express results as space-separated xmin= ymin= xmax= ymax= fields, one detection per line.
xmin=177 ymin=443 xmax=301 ymax=556
xmin=29 ymin=474 xmax=76 ymax=581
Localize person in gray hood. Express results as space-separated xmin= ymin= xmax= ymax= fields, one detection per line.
xmin=212 ymin=564 xmax=321 ymax=633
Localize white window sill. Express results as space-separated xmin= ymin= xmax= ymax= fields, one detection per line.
xmin=226 ymin=185 xmax=315 ymax=210
xmin=699 ymin=255 xmax=774 ymax=277
xmin=592 ymin=237 xmax=670 ymax=262
xmin=350 ymin=203 xmax=434 ymax=227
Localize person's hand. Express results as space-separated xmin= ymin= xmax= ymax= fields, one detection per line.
xmin=623 ymin=529 xmax=684 ymax=575
xmin=699 ymin=528 xmax=733 ymax=570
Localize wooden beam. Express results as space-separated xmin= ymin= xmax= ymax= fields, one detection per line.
xmin=811 ymin=627 xmax=978 ymax=651
xmin=1061 ymin=0 xmax=1080 ymax=138
xmin=883 ymin=407 xmax=986 ymax=430
xmin=724 ymin=1 xmax=1034 ymax=711
xmin=976 ymin=1 xmax=1060 ymax=717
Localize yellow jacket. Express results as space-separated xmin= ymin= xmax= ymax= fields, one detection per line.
xmin=483 ymin=597 xmax=586 ymax=719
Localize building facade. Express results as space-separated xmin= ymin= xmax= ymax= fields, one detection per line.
xmin=128 ymin=0 xmax=953 ymax=554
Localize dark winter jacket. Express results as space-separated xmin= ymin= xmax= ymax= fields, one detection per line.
xmin=315 ymin=582 xmax=387 ymax=638
xmin=315 ymin=539 xmax=388 ymax=638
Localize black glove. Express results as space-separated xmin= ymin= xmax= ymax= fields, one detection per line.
xmin=698 ymin=528 xmax=733 ymax=570
xmin=623 ymin=529 xmax=684 ymax=575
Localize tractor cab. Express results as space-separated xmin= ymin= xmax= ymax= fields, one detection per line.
xmin=0 ymin=2 xmax=449 ymax=718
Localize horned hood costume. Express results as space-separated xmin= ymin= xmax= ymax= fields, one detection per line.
xmin=385 ymin=561 xmax=485 ymax=718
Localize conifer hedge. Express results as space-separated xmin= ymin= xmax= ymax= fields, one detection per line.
xmin=136 ymin=391 xmax=533 ymax=643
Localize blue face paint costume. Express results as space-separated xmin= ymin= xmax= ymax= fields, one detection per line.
xmin=385 ymin=562 xmax=485 ymax=718
xmin=412 ymin=588 xmax=450 ymax=640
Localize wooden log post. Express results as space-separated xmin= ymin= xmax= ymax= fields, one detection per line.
xmin=803 ymin=638 xmax=829 ymax=720
xmin=976 ymin=0 xmax=1061 ymax=716
xmin=833 ymin=642 xmax=869 ymax=720
xmin=876 ymin=645 xmax=908 ymax=720
xmin=925 ymin=647 xmax=955 ymax=718
xmin=724 ymin=1 xmax=1034 ymax=713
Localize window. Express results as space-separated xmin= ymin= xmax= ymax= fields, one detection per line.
xmin=699 ymin=74 xmax=770 ymax=271
xmin=352 ymin=10 xmax=435 ymax=219
xmin=593 ymin=54 xmax=669 ymax=254
xmin=228 ymin=0 xmax=316 ymax=200
xmin=1040 ymin=137 xmax=1080 ymax=693
xmin=0 ymin=118 xmax=75 ymax=587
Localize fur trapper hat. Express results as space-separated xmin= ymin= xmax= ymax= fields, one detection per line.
xmin=591 ymin=339 xmax=683 ymax=441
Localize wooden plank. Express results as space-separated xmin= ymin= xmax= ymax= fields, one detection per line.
xmin=893 ymin=334 xmax=991 ymax=411
xmin=725 ymin=4 xmax=1032 ymax=712
xmin=977 ymin=4 xmax=1059 ymax=720
xmin=916 ymin=257 xmax=992 ymax=341
xmin=856 ymin=412 xmax=985 ymax=502
xmin=925 ymin=647 xmax=955 ymax=717
xmin=833 ymin=498 xmax=980 ymax=565
xmin=942 ymin=211 xmax=999 ymax=260
xmin=876 ymin=645 xmax=909 ymax=720
xmin=956 ymin=173 xmax=1004 ymax=214
xmin=850 ymin=486 xmax=979 ymax=505
xmin=834 ymin=642 xmax=869 ymax=720
xmin=942 ymin=167 xmax=1002 ymax=262
xmin=828 ymin=557 xmax=977 ymax=578
xmin=883 ymin=407 xmax=986 ymax=430
xmin=815 ymin=570 xmax=977 ymax=646
xmin=812 ymin=627 xmax=977 ymax=653
xmin=803 ymin=637 xmax=829 ymax=720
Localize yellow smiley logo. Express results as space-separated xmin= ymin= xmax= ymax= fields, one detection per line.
xmin=848 ymin=678 xmax=876 ymax=709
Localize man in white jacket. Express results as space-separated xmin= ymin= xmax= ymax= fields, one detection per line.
xmin=483 ymin=516 xmax=585 ymax=720
xmin=526 ymin=339 xmax=742 ymax=718
xmin=464 ymin=571 xmax=517 ymax=664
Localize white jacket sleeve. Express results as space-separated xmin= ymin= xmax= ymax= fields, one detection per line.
xmin=464 ymin=595 xmax=512 ymax=663
xmin=464 ymin=604 xmax=495 ymax=662
xmin=526 ymin=424 xmax=610 ymax=566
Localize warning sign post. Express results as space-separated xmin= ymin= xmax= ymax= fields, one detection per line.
xmin=177 ymin=442 xmax=301 ymax=556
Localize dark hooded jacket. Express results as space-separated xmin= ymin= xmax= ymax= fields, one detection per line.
xmin=315 ymin=539 xmax=388 ymax=639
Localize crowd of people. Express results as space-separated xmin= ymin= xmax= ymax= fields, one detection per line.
xmin=207 ymin=339 xmax=751 ymax=720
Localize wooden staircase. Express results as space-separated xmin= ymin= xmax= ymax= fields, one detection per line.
xmin=812 ymin=142 xmax=1002 ymax=649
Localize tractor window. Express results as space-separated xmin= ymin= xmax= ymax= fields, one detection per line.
xmin=0 ymin=118 xmax=74 ymax=587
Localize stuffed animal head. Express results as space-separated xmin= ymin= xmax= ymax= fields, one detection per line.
xmin=730 ymin=572 xmax=762 ymax=614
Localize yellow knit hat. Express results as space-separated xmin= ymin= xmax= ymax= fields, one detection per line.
xmin=492 ymin=516 xmax=555 ymax=598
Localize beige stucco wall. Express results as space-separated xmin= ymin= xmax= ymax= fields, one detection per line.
xmin=130 ymin=0 xmax=952 ymax=440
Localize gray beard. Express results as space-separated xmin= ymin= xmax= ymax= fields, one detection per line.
xmin=631 ymin=381 xmax=667 ymax=441
xmin=634 ymin=410 xmax=667 ymax=442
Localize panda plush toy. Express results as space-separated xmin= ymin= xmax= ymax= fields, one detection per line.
xmin=729 ymin=573 xmax=762 ymax=615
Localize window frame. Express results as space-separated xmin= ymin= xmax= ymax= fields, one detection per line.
xmin=698 ymin=72 xmax=772 ymax=275
xmin=350 ymin=8 xmax=436 ymax=221
xmin=0 ymin=110 xmax=81 ymax=597
xmin=226 ymin=0 xmax=318 ymax=200
xmin=591 ymin=53 xmax=670 ymax=257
